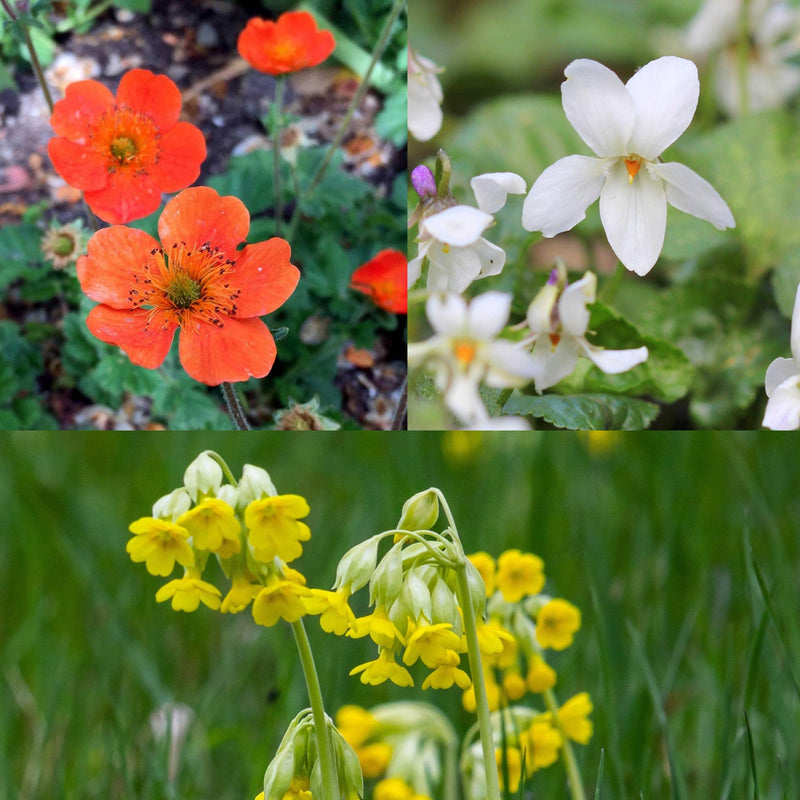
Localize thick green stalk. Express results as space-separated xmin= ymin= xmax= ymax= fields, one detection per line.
xmin=219 ymin=382 xmax=250 ymax=430
xmin=291 ymin=620 xmax=338 ymax=800
xmin=544 ymin=688 xmax=586 ymax=800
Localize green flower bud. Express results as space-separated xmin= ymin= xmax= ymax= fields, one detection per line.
xmin=262 ymin=739 xmax=298 ymax=799
xmin=399 ymin=569 xmax=432 ymax=623
xmin=331 ymin=726 xmax=364 ymax=800
xmin=464 ymin=558 xmax=488 ymax=617
xmin=369 ymin=543 xmax=403 ymax=608
xmin=430 ymin=574 xmax=459 ymax=628
xmin=183 ymin=452 xmax=223 ymax=501
xmin=397 ymin=489 xmax=439 ymax=531
xmin=333 ymin=536 xmax=380 ymax=593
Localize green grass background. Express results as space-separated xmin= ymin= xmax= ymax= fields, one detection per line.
xmin=1 ymin=432 xmax=799 ymax=799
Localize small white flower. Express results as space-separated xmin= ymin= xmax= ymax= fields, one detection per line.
xmin=408 ymin=292 xmax=540 ymax=425
xmin=763 ymin=283 xmax=800 ymax=430
xmin=522 ymin=56 xmax=735 ymax=276
xmin=410 ymin=172 xmax=526 ymax=293
xmin=521 ymin=267 xmax=649 ymax=393
xmin=408 ymin=47 xmax=444 ymax=142
xmin=686 ymin=0 xmax=800 ymax=116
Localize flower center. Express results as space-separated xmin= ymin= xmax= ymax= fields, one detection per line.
xmin=624 ymin=157 xmax=642 ymax=183
xmin=166 ymin=271 xmax=202 ymax=308
xmin=453 ymin=340 xmax=477 ymax=365
xmin=92 ymin=105 xmax=159 ymax=174
xmin=52 ymin=232 xmax=76 ymax=256
xmin=110 ymin=135 xmax=138 ymax=163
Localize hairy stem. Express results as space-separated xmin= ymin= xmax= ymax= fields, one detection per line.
xmin=219 ymin=382 xmax=251 ymax=430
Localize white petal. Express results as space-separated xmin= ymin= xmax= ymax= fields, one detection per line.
xmin=790 ymin=283 xmax=800 ymax=361
xmin=522 ymin=155 xmax=605 ymax=236
xmin=485 ymin=341 xmax=541 ymax=385
xmin=763 ymin=372 xmax=800 ymax=430
xmin=426 ymin=242 xmax=484 ymax=294
xmin=531 ymin=335 xmax=581 ymax=393
xmin=561 ymin=59 xmax=635 ymax=157
xmin=408 ymin=338 xmax=445 ymax=369
xmin=445 ymin=373 xmax=489 ymax=425
xmin=470 ymin=172 xmax=527 ymax=213
xmin=408 ymin=87 xmax=444 ymax=142
xmin=425 ymin=293 xmax=468 ymax=336
xmin=558 ymin=272 xmax=596 ymax=337
xmin=765 ymin=357 xmax=798 ymax=395
xmin=408 ymin=254 xmax=423 ymax=288
xmin=599 ymin=159 xmax=667 ymax=276
xmin=580 ymin=340 xmax=649 ymax=374
xmin=472 ymin=238 xmax=506 ymax=279
xmin=423 ymin=205 xmax=493 ymax=247
xmin=467 ymin=291 xmax=512 ymax=339
xmin=651 ymin=161 xmax=735 ymax=229
xmin=625 ymin=57 xmax=699 ymax=160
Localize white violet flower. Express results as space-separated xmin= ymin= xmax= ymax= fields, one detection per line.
xmin=409 ymin=172 xmax=526 ymax=293
xmin=408 ymin=291 xmax=540 ymax=425
xmin=763 ymin=283 xmax=800 ymax=430
xmin=409 ymin=47 xmax=444 ymax=142
xmin=521 ymin=266 xmax=649 ymax=393
xmin=522 ymin=56 xmax=735 ymax=276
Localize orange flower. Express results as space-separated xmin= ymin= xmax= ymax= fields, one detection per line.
xmin=237 ymin=11 xmax=335 ymax=75
xmin=48 ymin=69 xmax=206 ymax=224
xmin=350 ymin=249 xmax=407 ymax=314
xmin=76 ymin=187 xmax=300 ymax=386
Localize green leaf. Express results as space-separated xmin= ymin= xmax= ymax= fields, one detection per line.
xmin=0 ymin=224 xmax=45 ymax=290
xmin=207 ymin=150 xmax=277 ymax=218
xmin=375 ymin=89 xmax=407 ymax=146
xmin=151 ymin=380 xmax=232 ymax=430
xmin=502 ymin=391 xmax=660 ymax=430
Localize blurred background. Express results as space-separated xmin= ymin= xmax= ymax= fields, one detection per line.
xmin=1 ymin=431 xmax=800 ymax=798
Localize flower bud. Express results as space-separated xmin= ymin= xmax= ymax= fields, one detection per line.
xmin=183 ymin=452 xmax=223 ymax=501
xmin=334 ymin=536 xmax=380 ymax=594
xmin=411 ymin=165 xmax=437 ymax=198
xmin=262 ymin=738 xmax=298 ymax=800
xmin=369 ymin=543 xmax=403 ymax=607
xmin=237 ymin=464 xmax=277 ymax=507
xmin=397 ymin=489 xmax=439 ymax=531
xmin=331 ymin=726 xmax=364 ymax=800
xmin=399 ymin=569 xmax=432 ymax=622
xmin=152 ymin=487 xmax=191 ymax=520
xmin=464 ymin=558 xmax=488 ymax=617
xmin=430 ymin=574 xmax=459 ymax=627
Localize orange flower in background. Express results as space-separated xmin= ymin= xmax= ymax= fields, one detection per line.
xmin=350 ymin=249 xmax=407 ymax=314
xmin=48 ymin=69 xmax=206 ymax=224
xmin=76 ymin=187 xmax=300 ymax=385
xmin=237 ymin=11 xmax=335 ymax=75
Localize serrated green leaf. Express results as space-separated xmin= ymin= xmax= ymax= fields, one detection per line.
xmin=502 ymin=391 xmax=660 ymax=430
xmin=0 ymin=224 xmax=45 ymax=290
xmin=375 ymin=89 xmax=407 ymax=146
xmin=151 ymin=380 xmax=231 ymax=430
xmin=206 ymin=150 xmax=278 ymax=218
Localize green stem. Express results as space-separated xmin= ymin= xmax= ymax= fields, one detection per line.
xmin=544 ymin=688 xmax=586 ymax=800
xmin=219 ymin=382 xmax=250 ymax=430
xmin=291 ymin=620 xmax=337 ymax=800
xmin=598 ymin=261 xmax=626 ymax=306
xmin=443 ymin=730 xmax=459 ymax=800
xmin=272 ymin=75 xmax=286 ymax=236
xmin=286 ymin=0 xmax=406 ymax=241
xmin=201 ymin=451 xmax=238 ymax=486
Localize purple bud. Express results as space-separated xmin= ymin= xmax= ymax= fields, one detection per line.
xmin=547 ymin=268 xmax=559 ymax=286
xmin=411 ymin=165 xmax=437 ymax=198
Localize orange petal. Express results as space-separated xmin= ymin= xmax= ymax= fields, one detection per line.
xmin=77 ymin=226 xmax=161 ymax=306
xmin=49 ymin=79 xmax=115 ymax=140
xmin=279 ymin=11 xmax=335 ymax=67
xmin=350 ymin=249 xmax=407 ymax=314
xmin=83 ymin=168 xmax=162 ymax=224
xmin=158 ymin=187 xmax=249 ymax=258
xmin=148 ymin=121 xmax=206 ymax=192
xmin=47 ymin=138 xmax=108 ymax=191
xmin=115 ymin=69 xmax=182 ymax=132
xmin=86 ymin=305 xmax=176 ymax=369
xmin=229 ymin=238 xmax=300 ymax=317
xmin=178 ymin=316 xmax=277 ymax=385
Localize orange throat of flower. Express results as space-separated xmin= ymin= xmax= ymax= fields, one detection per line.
xmin=624 ymin=157 xmax=642 ymax=184
xmin=92 ymin=105 xmax=160 ymax=173
xmin=453 ymin=339 xmax=478 ymax=367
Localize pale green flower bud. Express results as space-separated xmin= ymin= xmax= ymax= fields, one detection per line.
xmin=262 ymin=739 xmax=298 ymax=799
xmin=526 ymin=261 xmax=566 ymax=333
xmin=399 ymin=569 xmax=432 ymax=623
xmin=152 ymin=487 xmax=191 ymax=520
xmin=183 ymin=452 xmax=223 ymax=501
xmin=522 ymin=593 xmax=552 ymax=617
xmin=397 ymin=488 xmax=439 ymax=531
xmin=430 ymin=575 xmax=459 ymax=627
xmin=464 ymin=558 xmax=488 ymax=617
xmin=333 ymin=536 xmax=380 ymax=593
xmin=237 ymin=464 xmax=277 ymax=508
xmin=370 ymin=543 xmax=404 ymax=607
xmin=510 ymin=607 xmax=538 ymax=656
xmin=331 ymin=726 xmax=364 ymax=800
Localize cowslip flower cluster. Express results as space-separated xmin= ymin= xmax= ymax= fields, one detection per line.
xmin=336 ymin=702 xmax=456 ymax=800
xmin=78 ymin=186 xmax=300 ymax=385
xmin=408 ymin=47 xmax=444 ymax=142
xmin=763 ymin=282 xmax=800 ymax=429
xmin=49 ymin=68 xmax=206 ymax=224
xmin=237 ymin=11 xmax=335 ymax=75
xmin=126 ymin=451 xmax=315 ymax=627
xmin=522 ymin=56 xmax=735 ymax=276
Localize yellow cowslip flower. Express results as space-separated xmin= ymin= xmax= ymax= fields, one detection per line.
xmin=348 ymin=608 xmax=406 ymax=649
xmin=421 ymin=656 xmax=471 ymax=690
xmin=373 ymin=776 xmax=417 ymax=800
xmin=350 ymin=648 xmax=413 ymax=687
xmin=303 ymin=589 xmax=355 ymax=635
xmin=526 ymin=655 xmax=557 ymax=693
xmin=245 ymin=494 xmax=311 ymax=564
xmin=502 ymin=669 xmax=527 ymax=701
xmin=220 ymin=573 xmax=262 ymax=614
xmin=282 ymin=565 xmax=307 ymax=585
xmin=402 ymin=622 xmax=462 ymax=668
xmin=356 ymin=741 xmax=393 ymax=778
xmin=519 ymin=720 xmax=562 ymax=772
xmin=283 ymin=776 xmax=312 ymax=799
xmin=252 ymin=579 xmax=312 ymax=627
xmin=495 ymin=745 xmax=522 ymax=793
xmin=127 ymin=517 xmax=193 ymax=576
xmin=557 ymin=692 xmax=593 ymax=744
xmin=496 ymin=549 xmax=545 ymax=602
xmin=176 ymin=497 xmax=240 ymax=555
xmin=155 ymin=571 xmax=221 ymax=612
xmin=462 ymin=669 xmax=500 ymax=712
xmin=535 ymin=598 xmax=581 ymax=650
xmin=475 ymin=619 xmax=516 ymax=659
xmin=335 ymin=704 xmax=377 ymax=748
xmin=467 ymin=551 xmax=496 ymax=596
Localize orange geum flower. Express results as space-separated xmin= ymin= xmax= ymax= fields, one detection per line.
xmin=350 ymin=249 xmax=408 ymax=314
xmin=48 ymin=69 xmax=206 ymax=224
xmin=237 ymin=11 xmax=335 ymax=75
xmin=76 ymin=186 xmax=300 ymax=386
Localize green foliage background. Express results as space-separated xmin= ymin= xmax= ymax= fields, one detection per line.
xmin=1 ymin=431 xmax=799 ymax=798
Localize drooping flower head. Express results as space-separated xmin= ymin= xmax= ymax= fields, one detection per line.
xmin=237 ymin=11 xmax=335 ymax=75
xmin=48 ymin=69 xmax=206 ymax=224
xmin=522 ymin=56 xmax=735 ymax=275
xmin=76 ymin=186 xmax=300 ymax=385
xmin=350 ymin=249 xmax=408 ymax=314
